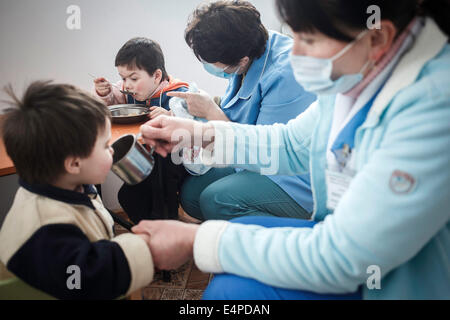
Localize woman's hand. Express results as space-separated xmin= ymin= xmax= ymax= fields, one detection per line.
xmin=140 ymin=116 xmax=213 ymax=157
xmin=149 ymin=106 xmax=172 ymax=119
xmin=132 ymin=220 xmax=200 ymax=271
xmin=94 ymin=77 xmax=112 ymax=97
xmin=167 ymin=90 xmax=228 ymax=121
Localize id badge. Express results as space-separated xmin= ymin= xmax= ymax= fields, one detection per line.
xmin=325 ymin=169 xmax=354 ymax=210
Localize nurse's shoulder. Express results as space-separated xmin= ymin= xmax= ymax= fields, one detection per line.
xmin=418 ymin=43 xmax=450 ymax=97
xmin=263 ymin=31 xmax=295 ymax=70
xmin=389 ymin=42 xmax=450 ymax=117
xmin=258 ymin=31 xmax=315 ymax=108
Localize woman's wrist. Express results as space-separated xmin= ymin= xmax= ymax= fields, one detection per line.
xmin=201 ymin=122 xmax=215 ymax=149
xmin=206 ymin=104 xmax=230 ymax=121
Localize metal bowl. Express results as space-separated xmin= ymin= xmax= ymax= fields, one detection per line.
xmin=109 ymin=104 xmax=149 ymax=124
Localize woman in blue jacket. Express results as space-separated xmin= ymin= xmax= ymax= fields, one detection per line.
xmin=136 ymin=0 xmax=450 ymax=300
xmin=168 ymin=0 xmax=317 ymax=222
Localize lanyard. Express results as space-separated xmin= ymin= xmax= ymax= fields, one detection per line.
xmin=330 ymin=85 xmax=384 ymax=169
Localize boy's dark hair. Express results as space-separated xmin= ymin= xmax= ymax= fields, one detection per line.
xmin=184 ymin=0 xmax=269 ymax=66
xmin=115 ymin=37 xmax=169 ymax=80
xmin=1 ymin=81 xmax=111 ymax=185
xmin=275 ymin=0 xmax=450 ymax=42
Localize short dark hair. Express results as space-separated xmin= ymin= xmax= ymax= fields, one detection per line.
xmin=276 ymin=0 xmax=450 ymax=42
xmin=115 ymin=37 xmax=169 ymax=80
xmin=185 ymin=0 xmax=269 ymax=66
xmin=1 ymin=81 xmax=111 ymax=185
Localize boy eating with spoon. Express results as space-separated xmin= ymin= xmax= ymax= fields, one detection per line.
xmin=93 ymin=37 xmax=189 ymax=119
xmin=94 ymin=37 xmax=214 ymax=224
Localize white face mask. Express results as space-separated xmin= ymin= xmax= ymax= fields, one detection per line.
xmin=290 ymin=30 xmax=370 ymax=95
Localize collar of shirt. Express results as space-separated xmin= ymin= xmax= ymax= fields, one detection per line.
xmin=19 ymin=179 xmax=97 ymax=210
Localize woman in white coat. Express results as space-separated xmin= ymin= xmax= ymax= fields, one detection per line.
xmin=134 ymin=0 xmax=450 ymax=300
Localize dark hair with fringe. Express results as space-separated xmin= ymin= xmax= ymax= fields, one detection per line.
xmin=115 ymin=37 xmax=169 ymax=80
xmin=276 ymin=0 xmax=450 ymax=42
xmin=1 ymin=81 xmax=111 ymax=185
xmin=184 ymin=0 xmax=269 ymax=65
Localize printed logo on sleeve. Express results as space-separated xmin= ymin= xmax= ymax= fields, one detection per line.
xmin=389 ymin=170 xmax=416 ymax=194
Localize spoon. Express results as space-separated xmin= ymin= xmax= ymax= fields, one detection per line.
xmin=89 ymin=73 xmax=135 ymax=96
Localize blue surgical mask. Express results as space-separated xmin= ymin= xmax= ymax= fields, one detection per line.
xmin=290 ymin=30 xmax=371 ymax=95
xmin=202 ymin=63 xmax=240 ymax=79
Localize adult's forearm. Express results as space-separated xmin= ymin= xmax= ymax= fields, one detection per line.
xmin=200 ymin=120 xmax=311 ymax=176
xmin=205 ymin=105 xmax=230 ymax=122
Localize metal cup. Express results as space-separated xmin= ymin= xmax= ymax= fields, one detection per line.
xmin=111 ymin=133 xmax=155 ymax=185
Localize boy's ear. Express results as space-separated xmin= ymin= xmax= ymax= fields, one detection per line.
xmin=153 ymin=69 xmax=163 ymax=82
xmin=64 ymin=156 xmax=82 ymax=175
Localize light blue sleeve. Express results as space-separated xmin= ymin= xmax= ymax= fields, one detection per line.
xmin=208 ymin=101 xmax=319 ymax=176
xmin=216 ymin=86 xmax=450 ymax=293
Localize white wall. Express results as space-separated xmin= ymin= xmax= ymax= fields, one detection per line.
xmin=0 ymin=0 xmax=284 ymax=211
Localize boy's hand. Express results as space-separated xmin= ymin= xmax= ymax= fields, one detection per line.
xmin=137 ymin=233 xmax=151 ymax=246
xmin=149 ymin=106 xmax=172 ymax=119
xmin=94 ymin=77 xmax=112 ymax=97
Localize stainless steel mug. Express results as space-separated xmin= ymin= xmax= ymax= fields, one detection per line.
xmin=111 ymin=133 xmax=155 ymax=185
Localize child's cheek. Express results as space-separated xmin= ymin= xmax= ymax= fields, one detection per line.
xmin=100 ymin=153 xmax=113 ymax=177
xmin=136 ymin=81 xmax=145 ymax=93
xmin=106 ymin=153 xmax=114 ymax=170
xmin=139 ymin=81 xmax=153 ymax=96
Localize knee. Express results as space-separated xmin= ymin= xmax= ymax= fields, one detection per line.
xmin=198 ymin=187 xmax=216 ymax=219
xmin=199 ymin=185 xmax=241 ymax=221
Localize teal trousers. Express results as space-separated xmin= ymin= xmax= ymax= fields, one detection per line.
xmin=180 ymin=168 xmax=311 ymax=221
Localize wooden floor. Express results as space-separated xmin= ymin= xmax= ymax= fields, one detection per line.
xmin=113 ymin=212 xmax=211 ymax=300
